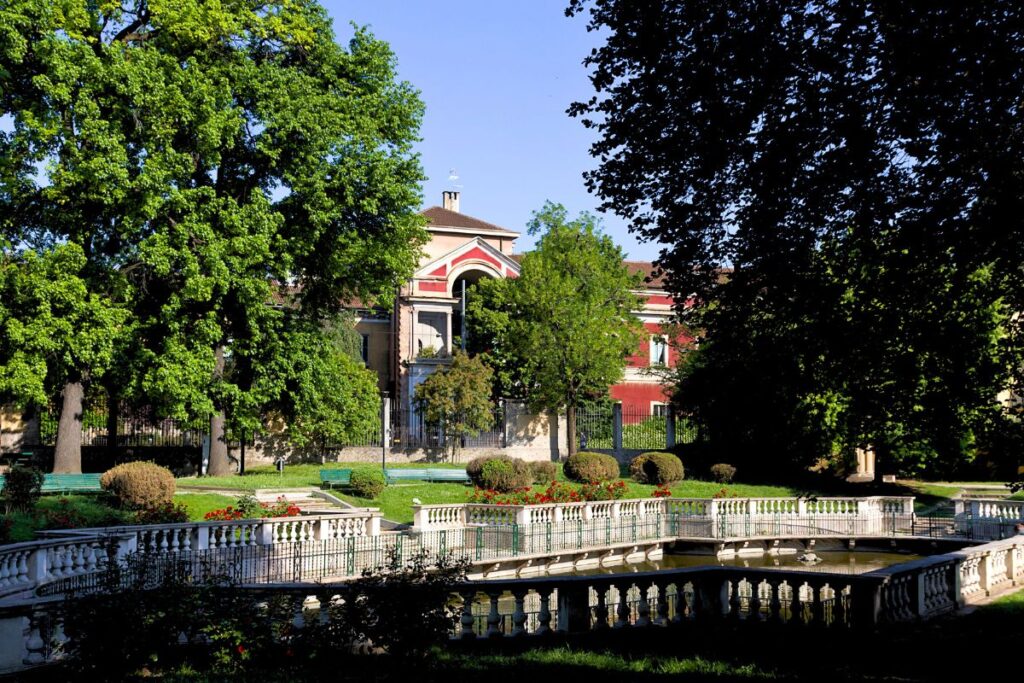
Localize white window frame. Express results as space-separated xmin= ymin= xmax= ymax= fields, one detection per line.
xmin=650 ymin=335 xmax=669 ymax=366
xmin=651 ymin=402 xmax=669 ymax=418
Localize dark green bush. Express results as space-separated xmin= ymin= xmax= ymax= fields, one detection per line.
xmin=529 ymin=460 xmax=559 ymax=484
xmin=466 ymin=453 xmax=509 ymax=487
xmin=563 ymin=452 xmax=620 ymax=483
xmin=479 ymin=458 xmax=532 ymax=492
xmin=1 ymin=464 xmax=44 ymax=513
xmin=100 ymin=461 xmax=175 ymax=509
xmin=630 ymin=452 xmax=685 ymax=485
xmin=350 ymin=470 xmax=385 ymax=499
xmin=710 ymin=463 xmax=737 ymax=483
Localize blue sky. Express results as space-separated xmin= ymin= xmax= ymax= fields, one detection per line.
xmin=331 ymin=0 xmax=659 ymax=261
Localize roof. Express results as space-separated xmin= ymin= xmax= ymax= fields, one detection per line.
xmin=421 ymin=206 xmax=520 ymax=236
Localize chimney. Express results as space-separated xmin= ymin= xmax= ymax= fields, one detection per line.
xmin=442 ymin=190 xmax=460 ymax=213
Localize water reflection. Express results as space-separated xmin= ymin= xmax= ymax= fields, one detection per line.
xmin=568 ymin=550 xmax=922 ymax=577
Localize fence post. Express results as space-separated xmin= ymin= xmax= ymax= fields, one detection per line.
xmin=499 ymin=398 xmax=507 ymax=449
xmin=612 ymin=403 xmax=623 ymax=457
xmin=381 ymin=394 xmax=392 ymax=453
xmin=665 ymin=405 xmax=676 ymax=449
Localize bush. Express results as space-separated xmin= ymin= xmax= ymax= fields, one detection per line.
xmin=479 ymin=458 xmax=532 ymax=492
xmin=350 ymin=470 xmax=385 ymax=499
xmin=710 ymin=463 xmax=737 ymax=483
xmin=1 ymin=464 xmax=44 ymax=513
xmin=100 ymin=461 xmax=176 ymax=509
xmin=529 ymin=460 xmax=559 ymax=484
xmin=629 ymin=452 xmax=684 ymax=485
xmin=134 ymin=502 xmax=190 ymax=525
xmin=563 ymin=452 xmax=620 ymax=483
xmin=466 ymin=453 xmax=507 ymax=487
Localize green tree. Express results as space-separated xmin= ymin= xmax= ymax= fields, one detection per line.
xmin=569 ymin=1 xmax=1024 ymax=478
xmin=0 ymin=244 xmax=127 ymax=471
xmin=414 ymin=352 xmax=494 ymax=462
xmin=1 ymin=2 xmax=426 ymax=474
xmin=471 ymin=202 xmax=643 ymax=456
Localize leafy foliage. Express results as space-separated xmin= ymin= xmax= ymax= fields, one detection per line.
xmin=466 ymin=203 xmax=644 ymax=455
xmin=629 ymin=452 xmax=684 ymax=485
xmin=1 ymin=464 xmax=44 ymax=514
xmin=349 ymin=470 xmax=385 ymax=499
xmin=100 ymin=461 xmax=176 ymax=509
xmin=414 ymin=352 xmax=495 ymax=462
xmin=1 ymin=1 xmax=427 ymax=475
xmin=563 ymin=451 xmax=620 ymax=483
xmin=479 ymin=457 xmax=533 ymax=493
xmin=710 ymin=464 xmax=738 ymax=484
xmin=569 ymin=1 xmax=1024 ymax=478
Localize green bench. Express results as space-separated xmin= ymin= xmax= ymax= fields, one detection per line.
xmin=0 ymin=473 xmax=103 ymax=494
xmin=384 ymin=468 xmax=470 ymax=485
xmin=319 ymin=469 xmax=353 ymax=489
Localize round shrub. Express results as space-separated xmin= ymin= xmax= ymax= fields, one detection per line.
xmin=2 ymin=464 xmax=44 ymax=513
xmin=350 ymin=470 xmax=385 ymax=499
xmin=479 ymin=458 xmax=532 ymax=493
xmin=466 ymin=453 xmax=509 ymax=487
xmin=563 ymin=452 xmax=620 ymax=483
xmin=100 ymin=461 xmax=175 ymax=509
xmin=710 ymin=463 xmax=737 ymax=484
xmin=630 ymin=452 xmax=685 ymax=485
xmin=529 ymin=460 xmax=559 ymax=484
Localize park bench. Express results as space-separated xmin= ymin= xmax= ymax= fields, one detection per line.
xmin=319 ymin=469 xmax=353 ymax=489
xmin=0 ymin=473 xmax=103 ymax=494
xmin=383 ymin=468 xmax=470 ymax=485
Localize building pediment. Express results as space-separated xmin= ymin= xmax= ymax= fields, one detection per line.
xmin=412 ymin=237 xmax=521 ymax=297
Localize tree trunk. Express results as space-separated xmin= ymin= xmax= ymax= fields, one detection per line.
xmin=567 ymin=403 xmax=577 ymax=457
xmin=207 ymin=345 xmax=232 ymax=476
xmin=106 ymin=390 xmax=119 ymax=458
xmin=53 ymin=380 xmax=84 ymax=473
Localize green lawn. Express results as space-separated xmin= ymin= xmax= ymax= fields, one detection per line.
xmin=4 ymin=492 xmax=238 ymax=543
xmin=177 ymin=462 xmax=803 ymax=523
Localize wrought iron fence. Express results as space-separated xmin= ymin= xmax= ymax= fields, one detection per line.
xmin=39 ymin=398 xmax=206 ymax=448
xmin=391 ymin=406 xmax=506 ymax=451
xmin=575 ymin=404 xmax=700 ymax=451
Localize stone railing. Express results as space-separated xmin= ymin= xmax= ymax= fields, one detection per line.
xmin=412 ymin=496 xmax=917 ymax=538
xmin=0 ymin=511 xmax=382 ymax=603
xmin=954 ymin=498 xmax=1024 ymax=539
xmin=4 ymin=534 xmax=1022 ymax=673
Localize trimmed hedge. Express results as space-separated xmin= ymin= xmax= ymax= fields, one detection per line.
xmin=479 ymin=458 xmax=532 ymax=492
xmin=630 ymin=452 xmax=685 ymax=485
xmin=529 ymin=460 xmax=559 ymax=484
xmin=466 ymin=453 xmax=508 ymax=487
xmin=710 ymin=463 xmax=737 ymax=484
xmin=100 ymin=461 xmax=176 ymax=509
xmin=563 ymin=452 xmax=620 ymax=483
xmin=350 ymin=470 xmax=385 ymax=499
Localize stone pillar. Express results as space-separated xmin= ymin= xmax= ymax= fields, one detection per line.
xmin=413 ymin=506 xmax=430 ymax=532
xmin=612 ymin=403 xmax=623 ymax=457
xmin=556 ymin=584 xmax=592 ymax=633
xmin=381 ymin=394 xmax=392 ymax=453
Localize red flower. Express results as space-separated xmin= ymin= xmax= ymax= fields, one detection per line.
xmin=236 ymin=644 xmax=246 ymax=655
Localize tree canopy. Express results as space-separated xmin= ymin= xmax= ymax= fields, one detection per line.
xmin=468 ymin=202 xmax=643 ymax=455
xmin=567 ymin=0 xmax=1024 ymax=478
xmin=414 ymin=351 xmax=495 ymax=462
xmin=0 ymin=1 xmax=426 ymax=473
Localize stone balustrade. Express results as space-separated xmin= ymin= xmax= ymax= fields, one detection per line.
xmin=413 ymin=496 xmax=917 ymax=539
xmin=954 ymin=498 xmax=1024 ymax=539
xmin=0 ymin=511 xmax=381 ymax=604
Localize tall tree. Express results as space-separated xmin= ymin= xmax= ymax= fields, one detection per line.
xmin=1 ymin=2 xmax=427 ymax=474
xmin=568 ymin=1 xmax=1024 ymax=477
xmin=0 ymin=244 xmax=127 ymax=471
xmin=470 ymin=202 xmax=643 ymax=456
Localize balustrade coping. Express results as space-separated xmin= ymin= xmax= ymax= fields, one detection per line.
xmin=864 ymin=535 xmax=1024 ymax=579
xmin=416 ymin=495 xmax=914 ymax=512
xmin=31 ymin=510 xmax=383 ymax=539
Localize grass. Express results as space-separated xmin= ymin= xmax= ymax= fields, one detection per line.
xmin=3 ymin=492 xmax=239 ymax=543
xmin=178 ymin=462 xmax=805 ymax=523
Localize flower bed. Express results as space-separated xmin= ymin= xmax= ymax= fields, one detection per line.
xmin=467 ymin=480 xmax=628 ymax=505
xmin=204 ymin=495 xmax=302 ymax=521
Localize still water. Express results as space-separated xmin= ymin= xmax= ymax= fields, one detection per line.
xmin=567 ymin=549 xmax=922 ymax=577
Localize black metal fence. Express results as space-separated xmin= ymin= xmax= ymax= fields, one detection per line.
xmin=39 ymin=398 xmax=205 ymax=448
xmin=575 ymin=404 xmax=699 ymax=451
xmin=392 ymin=406 xmax=506 ymax=450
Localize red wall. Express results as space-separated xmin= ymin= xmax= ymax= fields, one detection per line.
xmin=609 ymin=382 xmax=672 ymax=420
